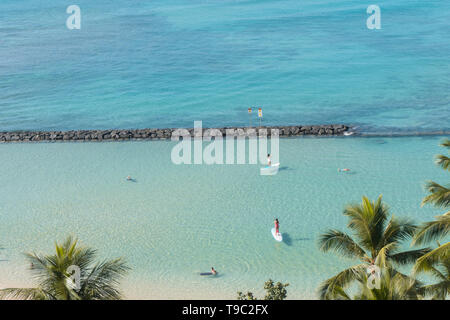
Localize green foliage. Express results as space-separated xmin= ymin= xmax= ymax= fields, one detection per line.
xmin=318 ymin=195 xmax=430 ymax=300
xmin=422 ymin=182 xmax=450 ymax=208
xmin=422 ymin=139 xmax=450 ymax=208
xmin=413 ymin=212 xmax=450 ymax=245
xmin=0 ymin=236 xmax=130 ymax=300
xmin=263 ymin=279 xmax=289 ymax=300
xmin=237 ymin=279 xmax=289 ymax=300
xmin=413 ymin=138 xmax=450 ymax=299
xmin=320 ymin=264 xmax=424 ymax=300
xmin=318 ymin=139 xmax=450 ymax=300
xmin=435 ymin=139 xmax=450 ymax=171
xmin=355 ymin=266 xmax=423 ymax=300
xmin=237 ymin=291 xmax=257 ymax=300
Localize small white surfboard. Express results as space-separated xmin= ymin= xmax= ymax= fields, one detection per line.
xmin=271 ymin=228 xmax=283 ymax=242
xmin=260 ymin=163 xmax=280 ymax=176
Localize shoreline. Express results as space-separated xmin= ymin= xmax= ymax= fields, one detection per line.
xmin=0 ymin=262 xmax=317 ymax=300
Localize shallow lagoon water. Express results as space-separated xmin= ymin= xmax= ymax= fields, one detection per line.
xmin=0 ymin=136 xmax=446 ymax=299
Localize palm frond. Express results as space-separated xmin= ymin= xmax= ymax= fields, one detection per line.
xmin=330 ymin=286 xmax=352 ymax=300
xmin=420 ymin=282 xmax=449 ymax=300
xmin=79 ymin=258 xmax=129 ymax=300
xmin=413 ymin=242 xmax=450 ymax=274
xmin=436 ymin=154 xmax=450 ymax=171
xmin=417 ymin=260 xmax=449 ymax=299
xmin=422 ymin=181 xmax=450 ymax=208
xmin=318 ymin=229 xmax=367 ymax=260
xmin=412 ymin=212 xmax=450 ymax=245
xmin=370 ymin=196 xmax=390 ymax=250
xmin=440 ymin=139 xmax=450 ymax=148
xmin=389 ymin=248 xmax=432 ymax=266
xmin=0 ymin=288 xmax=49 ymax=300
xmin=318 ymin=264 xmax=366 ymax=300
xmin=374 ymin=242 xmax=397 ymax=268
xmin=382 ymin=216 xmax=417 ymax=248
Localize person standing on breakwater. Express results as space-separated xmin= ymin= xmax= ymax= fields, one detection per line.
xmin=267 ymin=154 xmax=272 ymax=166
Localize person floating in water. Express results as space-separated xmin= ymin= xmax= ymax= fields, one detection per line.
xmin=127 ymin=175 xmax=132 ymax=180
xmin=211 ymin=267 xmax=217 ymax=275
xmin=338 ymin=168 xmax=350 ymax=172
xmin=274 ymin=218 xmax=280 ymax=235
xmin=267 ymin=153 xmax=272 ymax=167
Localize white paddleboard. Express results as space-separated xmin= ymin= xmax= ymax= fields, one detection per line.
xmin=271 ymin=228 xmax=282 ymax=242
xmin=260 ymin=163 xmax=280 ymax=176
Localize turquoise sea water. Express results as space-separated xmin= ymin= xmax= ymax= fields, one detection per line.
xmin=0 ymin=136 xmax=446 ymax=299
xmin=0 ymin=0 xmax=449 ymax=299
xmin=1 ymin=0 xmax=449 ymax=132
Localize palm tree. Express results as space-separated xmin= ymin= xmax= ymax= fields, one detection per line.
xmin=412 ymin=138 xmax=450 ymax=299
xmin=318 ymin=195 xmax=430 ymax=300
xmin=0 ymin=236 xmax=129 ymax=300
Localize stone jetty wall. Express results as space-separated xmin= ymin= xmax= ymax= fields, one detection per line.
xmin=0 ymin=124 xmax=350 ymax=143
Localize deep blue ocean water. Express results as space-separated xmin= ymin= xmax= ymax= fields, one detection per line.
xmin=1 ymin=0 xmax=449 ymax=132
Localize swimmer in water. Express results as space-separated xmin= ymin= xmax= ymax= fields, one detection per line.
xmin=126 ymin=175 xmax=138 ymax=182
xmin=211 ymin=267 xmax=217 ymax=275
xmin=338 ymin=168 xmax=350 ymax=172
xmin=267 ymin=154 xmax=272 ymax=167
